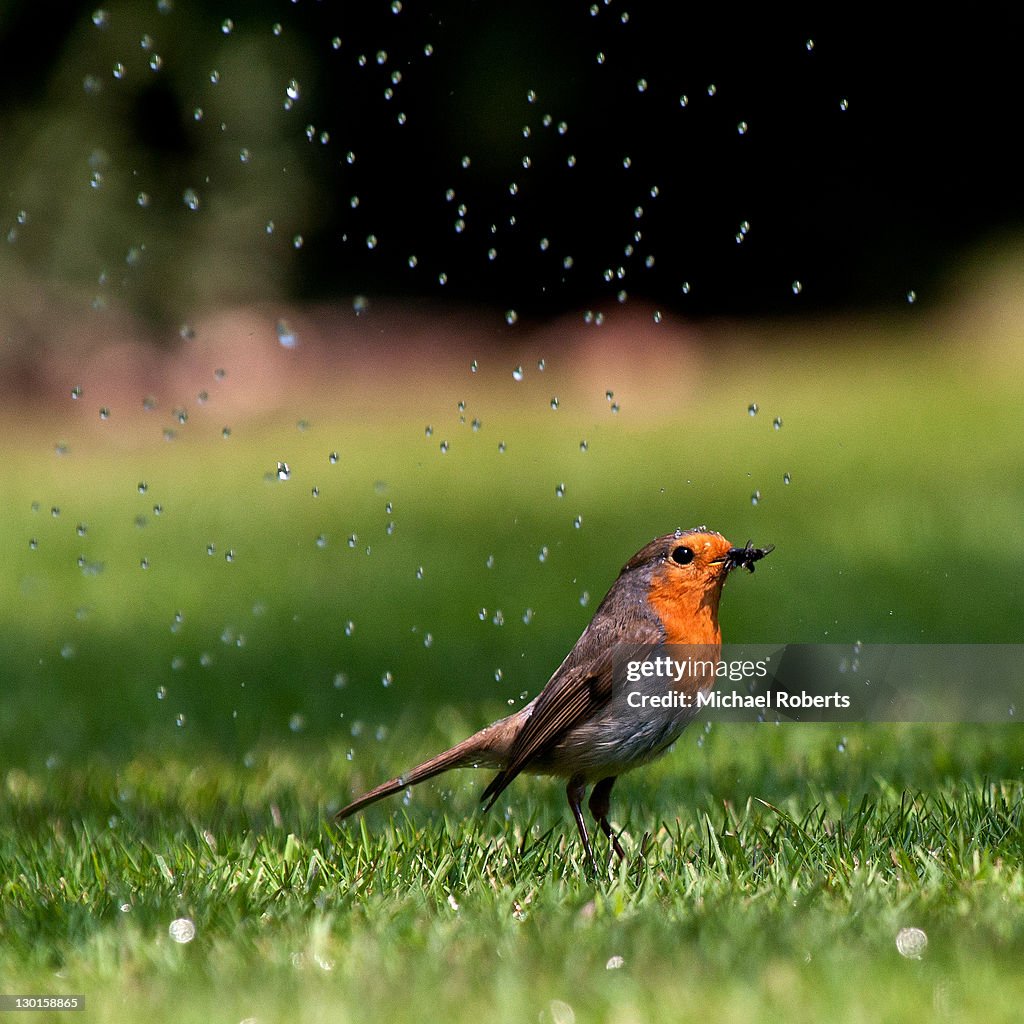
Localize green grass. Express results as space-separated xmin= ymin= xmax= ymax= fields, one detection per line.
xmin=2 ymin=307 xmax=1024 ymax=1021
xmin=3 ymin=729 xmax=1024 ymax=1023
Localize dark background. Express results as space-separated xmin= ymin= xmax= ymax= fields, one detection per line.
xmin=2 ymin=2 xmax=1022 ymax=328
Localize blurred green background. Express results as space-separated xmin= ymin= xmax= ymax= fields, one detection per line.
xmin=3 ymin=301 xmax=1023 ymax=774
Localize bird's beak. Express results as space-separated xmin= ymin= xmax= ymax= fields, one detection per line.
xmin=717 ymin=541 xmax=775 ymax=574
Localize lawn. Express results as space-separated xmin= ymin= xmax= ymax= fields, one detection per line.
xmin=2 ymin=301 xmax=1023 ymax=1022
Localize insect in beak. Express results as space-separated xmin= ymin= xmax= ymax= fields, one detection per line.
xmin=723 ymin=540 xmax=774 ymax=573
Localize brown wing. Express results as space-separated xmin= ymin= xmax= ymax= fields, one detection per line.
xmin=479 ymin=657 xmax=614 ymax=809
xmin=479 ymin=595 xmax=664 ymax=809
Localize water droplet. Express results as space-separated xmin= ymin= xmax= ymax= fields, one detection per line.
xmin=274 ymin=462 xmax=291 ymax=481
xmin=538 ymin=546 xmax=549 ymax=562
xmin=737 ymin=121 xmax=748 ymax=135
xmin=895 ymin=927 xmax=928 ymax=960
xmin=751 ymin=491 xmax=761 ymax=506
xmin=175 ymin=713 xmax=186 ymax=728
xmin=289 ymin=713 xmax=306 ymax=733
xmin=773 ymin=417 xmax=783 ymax=431
xmin=276 ymin=320 xmax=297 ymax=348
xmin=906 ymin=289 xmax=917 ymax=304
xmin=550 ymin=397 xmax=559 ymax=410
xmin=636 ymin=78 xmax=648 ymax=92
xmin=783 ymin=472 xmax=791 ymax=485
xmin=548 ymin=1000 xmax=574 ymax=1024
xmin=512 ymin=365 xmax=524 ymax=381
xmin=168 ymin=918 xmax=195 ymax=943
xmin=498 ymin=441 xmax=506 ymax=453
xmin=366 ymin=234 xmax=378 ymax=250
xmin=439 ymin=440 xmax=449 ymax=453
xmin=221 ymin=17 xmax=233 ymax=34
xmin=839 ymin=98 xmax=849 ymax=111
xmin=748 ymin=403 xmax=758 ymax=416
xmin=286 ymin=79 xmax=300 ymax=101
xmin=182 ymin=188 xmax=200 ymax=211
xmin=353 ymin=295 xmax=369 ymax=315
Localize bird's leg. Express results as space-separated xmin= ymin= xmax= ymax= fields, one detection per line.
xmin=566 ymin=775 xmax=599 ymax=876
xmin=588 ymin=776 xmax=626 ymax=860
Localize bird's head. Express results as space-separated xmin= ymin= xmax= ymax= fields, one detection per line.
xmin=626 ymin=528 xmax=773 ymax=643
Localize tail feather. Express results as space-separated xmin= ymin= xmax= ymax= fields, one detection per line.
xmin=334 ymin=714 xmax=523 ymax=820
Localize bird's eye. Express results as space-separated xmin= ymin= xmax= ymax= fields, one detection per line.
xmin=670 ymin=545 xmax=694 ymax=565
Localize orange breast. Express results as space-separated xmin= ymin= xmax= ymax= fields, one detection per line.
xmin=645 ymin=571 xmax=723 ymax=646
xmin=644 ymin=572 xmax=723 ymax=698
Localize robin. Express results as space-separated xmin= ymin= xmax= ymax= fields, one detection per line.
xmin=335 ymin=528 xmax=772 ymax=873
